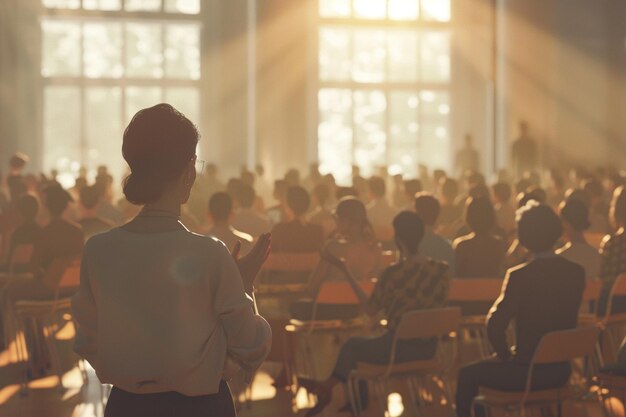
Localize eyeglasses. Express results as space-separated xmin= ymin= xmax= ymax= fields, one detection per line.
xmin=195 ymin=158 xmax=205 ymax=174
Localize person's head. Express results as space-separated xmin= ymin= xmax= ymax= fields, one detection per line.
xmin=43 ymin=185 xmax=73 ymax=218
xmin=414 ymin=192 xmax=440 ymax=227
xmin=122 ymin=103 xmax=199 ymax=206
xmin=465 ymin=196 xmax=496 ymax=235
xmin=439 ymin=178 xmax=459 ymax=204
xmin=312 ymin=183 xmax=330 ymax=208
xmin=564 ymin=188 xmax=592 ymax=208
xmin=469 ymin=184 xmax=490 ymax=199
xmin=610 ymin=186 xmax=626 ymax=229
xmin=404 ymin=179 xmax=423 ymax=200
xmin=226 ymin=178 xmax=244 ymax=206
xmin=208 ymin=192 xmax=233 ymax=224
xmin=393 ymin=211 xmax=425 ymax=255
xmin=74 ymin=177 xmax=88 ymax=190
xmin=368 ymin=176 xmax=386 ymax=199
xmin=516 ymin=201 xmax=562 ymax=253
xmin=582 ymin=179 xmax=604 ymax=204
xmin=559 ymin=198 xmax=591 ymax=238
xmin=516 ymin=186 xmax=547 ymax=208
xmin=238 ymin=184 xmax=256 ymax=209
xmin=285 ymin=169 xmax=300 ymax=186
xmin=492 ymin=182 xmax=512 ymax=204
xmin=79 ymin=185 xmax=101 ymax=212
xmin=9 ymin=152 xmax=29 ymax=173
xmin=335 ymin=196 xmax=373 ymax=240
xmin=466 ymin=171 xmax=486 ymax=189
xmin=433 ymin=169 xmax=447 ymax=185
xmin=16 ymin=194 xmax=39 ymax=223
xmin=240 ymin=170 xmax=255 ymax=187
xmin=286 ymin=186 xmax=310 ymax=218
xmin=273 ymin=179 xmax=288 ymax=202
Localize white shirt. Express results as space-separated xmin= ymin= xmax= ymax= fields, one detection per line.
xmin=556 ymin=241 xmax=602 ymax=280
xmin=72 ymin=228 xmax=271 ymax=396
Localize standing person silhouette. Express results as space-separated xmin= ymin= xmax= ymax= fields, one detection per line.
xmin=71 ymin=104 xmax=272 ymax=417
xmin=511 ymin=121 xmax=538 ymax=179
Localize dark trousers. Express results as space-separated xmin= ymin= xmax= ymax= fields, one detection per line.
xmin=332 ymin=331 xmax=437 ymax=381
xmin=456 ymin=360 xmax=571 ymax=417
xmin=105 ymin=380 xmax=235 ymax=417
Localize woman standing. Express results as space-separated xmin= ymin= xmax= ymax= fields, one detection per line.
xmin=72 ymin=104 xmax=272 ymax=417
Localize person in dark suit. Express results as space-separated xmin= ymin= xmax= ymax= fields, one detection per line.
xmin=455 ymin=201 xmax=585 ymax=417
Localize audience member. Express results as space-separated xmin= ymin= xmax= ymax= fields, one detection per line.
xmin=414 ymin=192 xmax=455 ymax=274
xmin=266 ymin=179 xmax=288 ymax=225
xmin=456 ymin=134 xmax=480 ymax=176
xmin=454 ymin=196 xmax=506 ymax=278
xmin=0 ymin=194 xmax=42 ymax=273
xmin=271 ymin=186 xmax=324 ymax=253
xmin=401 ymin=179 xmax=422 ymax=211
xmin=511 ymin=120 xmax=538 ymax=178
xmin=366 ymin=176 xmax=397 ymax=243
xmin=557 ymin=198 xmax=602 ymax=279
xmin=583 ymin=178 xmax=610 ymax=234
xmin=78 ymin=185 xmax=114 ymax=239
xmin=492 ymin=182 xmax=516 ymax=236
xmin=599 ymin=185 xmax=626 ymax=315
xmin=307 ymin=183 xmax=336 ymax=238
xmin=299 ymin=211 xmax=450 ymax=416
xmin=232 ymin=184 xmax=271 ymax=238
xmin=456 ymin=201 xmax=584 ymax=417
xmin=207 ymin=192 xmax=253 ymax=255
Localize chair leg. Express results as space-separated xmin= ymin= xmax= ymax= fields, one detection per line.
xmin=373 ymin=381 xmax=388 ymax=417
xmin=347 ymin=375 xmax=361 ymax=417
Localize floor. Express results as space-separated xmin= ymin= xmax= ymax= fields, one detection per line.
xmin=0 ymin=320 xmax=621 ymax=417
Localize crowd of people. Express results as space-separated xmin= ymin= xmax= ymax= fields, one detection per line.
xmin=1 ymin=105 xmax=626 ymax=417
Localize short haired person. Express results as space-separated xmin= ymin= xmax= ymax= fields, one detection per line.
xmin=271 ymin=186 xmax=324 ymax=253
xmin=414 ymin=192 xmax=455 ymax=274
xmin=71 ymin=104 xmax=271 ymax=417
xmin=0 ymin=194 xmax=42 ymax=274
xmin=557 ymin=198 xmax=602 ymax=279
xmin=78 ymin=185 xmax=114 ymax=240
xmin=299 ymin=211 xmax=450 ymax=416
xmin=455 ymin=202 xmax=585 ymax=417
xmin=206 ymin=192 xmax=253 ymax=256
xmin=231 ymin=184 xmax=271 ymax=238
xmin=454 ymin=196 xmax=507 ymax=278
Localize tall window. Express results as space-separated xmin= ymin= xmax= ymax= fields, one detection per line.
xmin=317 ymin=0 xmax=451 ymax=183
xmin=41 ymin=0 xmax=201 ymax=187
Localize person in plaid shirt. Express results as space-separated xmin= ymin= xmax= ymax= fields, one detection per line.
xmin=599 ymin=185 xmax=626 ymax=314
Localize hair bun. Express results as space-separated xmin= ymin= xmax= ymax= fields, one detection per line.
xmin=123 ymin=172 xmax=164 ymax=205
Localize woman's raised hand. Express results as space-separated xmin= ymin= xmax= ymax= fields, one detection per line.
xmin=231 ymin=233 xmax=271 ymax=293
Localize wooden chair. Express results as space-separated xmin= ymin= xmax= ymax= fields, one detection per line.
xmin=12 ymin=257 xmax=82 ymax=393
xmin=578 ymin=279 xmax=603 ymax=326
xmin=600 ymin=274 xmax=626 ymax=361
xmin=448 ymin=278 xmax=503 ymax=359
xmin=585 ymin=232 xmax=608 ymax=250
xmin=258 ymin=252 xmax=319 ymax=286
xmin=347 ymin=307 xmax=462 ymax=417
xmin=472 ymin=325 xmax=601 ymax=417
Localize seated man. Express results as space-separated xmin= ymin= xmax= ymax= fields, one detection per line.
xmin=78 ymin=185 xmax=114 ymax=240
xmin=299 ymin=211 xmax=450 ymax=416
xmin=414 ymin=192 xmax=455 ymax=274
xmin=271 ymin=186 xmax=324 ymax=253
xmin=1 ymin=194 xmax=42 ymax=273
xmin=232 ymin=184 xmax=271 ymax=238
xmin=366 ymin=176 xmax=397 ymax=244
xmin=455 ymin=202 xmax=585 ymax=417
xmin=206 ymin=192 xmax=253 ymax=255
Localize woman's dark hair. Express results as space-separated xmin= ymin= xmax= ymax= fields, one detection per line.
xmin=122 ymin=103 xmax=199 ymax=205
xmin=559 ymin=198 xmax=591 ymax=232
xmin=335 ymin=196 xmax=375 ymax=242
xmin=516 ymin=201 xmax=563 ymax=253
xmin=393 ymin=211 xmax=424 ymax=254
xmin=414 ymin=192 xmax=440 ymax=226
xmin=465 ymin=196 xmax=496 ymax=235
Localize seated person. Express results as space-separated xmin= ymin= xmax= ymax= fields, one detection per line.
xmin=206 ymin=192 xmax=253 ymax=255
xmin=492 ymin=182 xmax=516 ymax=238
xmin=557 ymin=198 xmax=602 ymax=279
xmin=0 ymin=194 xmax=42 ymax=274
xmin=299 ymin=211 xmax=450 ymax=416
xmin=77 ymin=185 xmax=114 ymax=240
xmin=291 ymin=197 xmax=381 ymax=319
xmin=454 ymin=196 xmax=507 ymax=278
xmin=414 ymin=192 xmax=455 ymax=274
xmin=456 ymin=202 xmax=585 ymax=417
xmin=232 ymin=184 xmax=271 ymax=238
xmin=437 ymin=177 xmax=464 ymax=239
xmin=271 ymin=186 xmax=324 ymax=253
xmin=504 ymin=190 xmax=545 ymax=268
xmin=366 ymin=176 xmax=397 ymax=244
xmin=307 ymin=183 xmax=336 ymax=238
xmin=599 ymin=185 xmax=626 ymax=315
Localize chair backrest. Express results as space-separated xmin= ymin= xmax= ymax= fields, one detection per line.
xmin=395 ymin=307 xmax=462 ymax=340
xmin=448 ymin=278 xmax=503 ymax=302
xmin=41 ymin=257 xmax=81 ymax=292
xmin=315 ymin=280 xmax=375 ymax=304
xmin=261 ymin=252 xmax=319 ymax=273
xmin=9 ymin=244 xmax=34 ymax=272
xmin=585 ymin=232 xmax=607 ymax=250
xmin=606 ymin=274 xmax=626 ymax=318
xmin=532 ymin=325 xmax=600 ymax=365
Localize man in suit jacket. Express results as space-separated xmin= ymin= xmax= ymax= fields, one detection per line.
xmin=456 ymin=202 xmax=585 ymax=417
